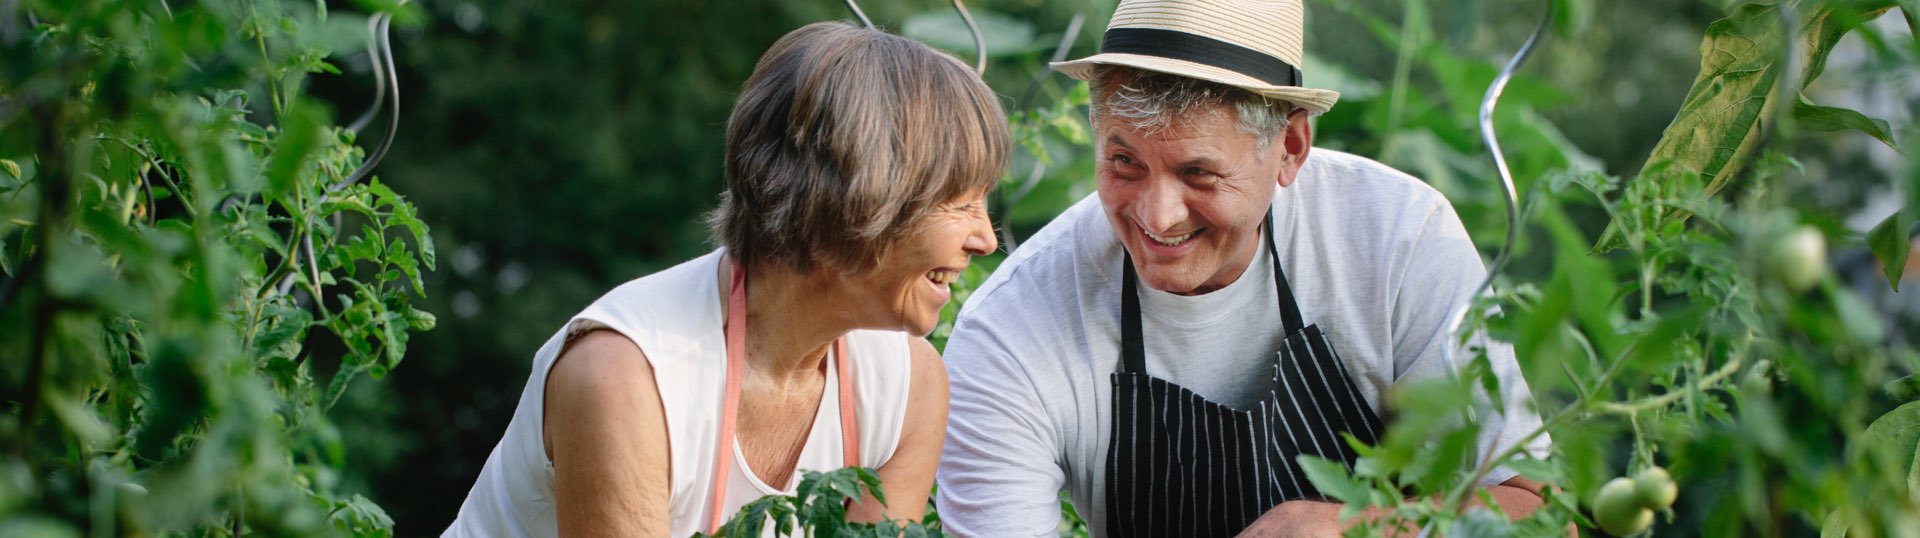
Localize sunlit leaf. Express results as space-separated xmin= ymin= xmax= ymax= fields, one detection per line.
xmin=1867 ymin=207 xmax=1913 ymax=291
xmin=1298 ymin=456 xmax=1368 ymax=503
xmin=1597 ymin=1 xmax=1904 ymax=251
xmin=1793 ymin=96 xmax=1898 ymax=150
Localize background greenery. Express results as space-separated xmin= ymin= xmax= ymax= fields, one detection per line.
xmin=5 ymin=0 xmax=1918 ymax=536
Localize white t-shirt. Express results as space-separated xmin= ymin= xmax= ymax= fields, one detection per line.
xmin=934 ymin=149 xmax=1551 ymax=537
xmin=444 ymin=250 xmax=914 ymax=538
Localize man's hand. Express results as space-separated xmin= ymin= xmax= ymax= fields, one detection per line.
xmin=1234 ymin=500 xmax=1354 ymax=538
xmin=1234 ymin=476 xmax=1554 ymax=538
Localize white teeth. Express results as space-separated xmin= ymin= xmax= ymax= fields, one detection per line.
xmin=1146 ymin=229 xmax=1194 ymax=246
xmin=926 ymin=270 xmax=956 ymax=285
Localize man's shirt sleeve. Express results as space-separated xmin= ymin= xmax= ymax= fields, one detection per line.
xmin=936 ymin=314 xmax=1069 ymax=538
xmin=1388 ymin=198 xmax=1553 ymax=486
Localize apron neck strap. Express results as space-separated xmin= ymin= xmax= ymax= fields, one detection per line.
xmin=1120 ymin=211 xmax=1303 ymax=374
xmin=708 ymin=261 xmax=860 ymax=533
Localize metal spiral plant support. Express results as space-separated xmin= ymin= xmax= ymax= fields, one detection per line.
xmin=839 ymin=0 xmax=982 ymax=76
xmin=843 ymin=0 xmax=874 ymax=29
xmin=1435 ymin=5 xmax=1553 ymax=403
xmin=276 ymin=8 xmax=403 ymax=297
xmin=953 ymin=0 xmax=986 ymax=75
xmin=999 ymin=12 xmax=1086 ymax=253
xmin=335 ymin=11 xmax=400 ymax=191
xmin=347 ymin=13 xmax=389 ymax=135
xmin=1417 ymin=8 xmax=1551 ymax=537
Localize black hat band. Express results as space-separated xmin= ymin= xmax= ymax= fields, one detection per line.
xmin=1098 ymin=27 xmax=1302 ymax=87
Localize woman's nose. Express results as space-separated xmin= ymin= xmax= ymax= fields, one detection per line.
xmin=963 ymin=211 xmax=998 ymax=256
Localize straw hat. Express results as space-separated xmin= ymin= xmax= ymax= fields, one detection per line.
xmin=1051 ymin=0 xmax=1339 ymax=115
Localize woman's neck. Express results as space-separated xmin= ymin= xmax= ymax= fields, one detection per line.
xmin=726 ymin=257 xmax=857 ymax=389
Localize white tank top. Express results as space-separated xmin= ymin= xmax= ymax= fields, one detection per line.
xmin=444 ymin=250 xmax=914 ymax=537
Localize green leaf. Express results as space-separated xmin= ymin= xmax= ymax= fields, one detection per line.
xmin=855 ymin=466 xmax=887 ymax=507
xmin=1793 ymin=95 xmax=1898 ymax=150
xmin=1863 ymin=401 xmax=1920 ymax=497
xmin=323 ymin=363 xmax=364 ymax=410
xmin=1624 ymin=307 xmax=1706 ymax=370
xmin=43 ymin=389 xmax=111 ymax=445
xmin=393 ymin=203 xmax=436 ymax=270
xmin=900 ymin=7 xmax=1044 ymax=59
xmin=1449 ymin=507 xmax=1517 ymax=538
xmin=251 ymin=304 xmax=313 ymax=359
xmin=1820 ymin=511 xmax=1849 ymax=538
xmin=402 ymin=306 xmax=437 ymax=331
xmin=1296 ymin=456 xmax=1368 ymax=503
xmin=1549 ymin=0 xmax=1592 ymax=37
xmin=0 ymin=158 xmax=20 ymax=180
xmin=0 ymin=516 xmax=81 ymax=538
xmin=1502 ymin=457 xmax=1565 ymax=485
xmin=381 ymin=311 xmax=407 ymax=368
xmin=1867 ymin=207 xmax=1913 ymax=291
xmin=264 ymin=101 xmax=328 ymax=198
xmin=1910 ymin=445 xmax=1920 ymax=503
xmin=1597 ymin=2 xmax=1903 ymax=251
xmin=319 ymin=194 xmax=378 ymax=217
xmin=43 ymin=234 xmax=112 ymax=302
xmin=328 ymin=494 xmax=395 ymax=534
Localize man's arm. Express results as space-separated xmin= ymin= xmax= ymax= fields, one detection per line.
xmin=1236 ymin=475 xmax=1550 ymax=538
xmin=935 ymin=324 xmax=1070 ymax=538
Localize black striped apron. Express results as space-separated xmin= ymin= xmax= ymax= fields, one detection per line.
xmin=1104 ymin=214 xmax=1387 ymax=537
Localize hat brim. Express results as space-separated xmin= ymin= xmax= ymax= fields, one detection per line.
xmin=1052 ymin=53 xmax=1339 ymax=115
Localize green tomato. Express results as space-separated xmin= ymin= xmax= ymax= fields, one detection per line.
xmin=1594 ymin=477 xmax=1654 ymax=536
xmin=1633 ymin=466 xmax=1678 ymax=509
xmin=1768 ymin=226 xmax=1827 ymax=293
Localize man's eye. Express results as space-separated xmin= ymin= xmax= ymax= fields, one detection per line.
xmin=1112 ymin=154 xmax=1134 ymax=165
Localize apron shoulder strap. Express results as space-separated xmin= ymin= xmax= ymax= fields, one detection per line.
xmin=1121 ymin=257 xmax=1147 ymax=373
xmin=1264 ymin=211 xmax=1305 ymax=337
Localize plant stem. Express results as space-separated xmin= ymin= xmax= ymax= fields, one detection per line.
xmin=247 ymin=1 xmax=283 ymax=118
xmin=21 ymin=90 xmax=70 ymax=459
xmin=1444 ymin=337 xmax=1645 ymax=509
xmin=1385 ymin=0 xmax=1421 ymax=134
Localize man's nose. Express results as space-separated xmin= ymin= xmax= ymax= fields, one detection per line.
xmin=1137 ymin=178 xmax=1188 ymax=234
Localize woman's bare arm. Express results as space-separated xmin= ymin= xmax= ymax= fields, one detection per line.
xmin=545 ymin=329 xmax=673 ymax=537
xmin=845 ymin=336 xmax=949 ymax=525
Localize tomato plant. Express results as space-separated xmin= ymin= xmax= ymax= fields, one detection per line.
xmin=1 ymin=0 xmax=432 ymax=535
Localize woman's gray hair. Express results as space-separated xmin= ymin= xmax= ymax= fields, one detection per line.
xmin=710 ymin=21 xmax=1010 ymax=275
xmin=1088 ymin=65 xmax=1297 ymax=150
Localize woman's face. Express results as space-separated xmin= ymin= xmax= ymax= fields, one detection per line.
xmin=842 ymin=187 xmax=998 ymax=336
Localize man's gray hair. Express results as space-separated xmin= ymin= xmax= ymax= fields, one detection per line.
xmin=1088 ymin=65 xmax=1297 ymax=151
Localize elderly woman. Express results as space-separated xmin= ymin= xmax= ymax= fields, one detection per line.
xmin=444 ymin=21 xmax=1008 ymax=537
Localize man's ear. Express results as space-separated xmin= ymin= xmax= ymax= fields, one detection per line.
xmin=1275 ymin=108 xmax=1313 ymax=189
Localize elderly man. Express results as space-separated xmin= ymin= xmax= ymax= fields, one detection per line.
xmin=934 ymin=0 xmax=1553 ymax=536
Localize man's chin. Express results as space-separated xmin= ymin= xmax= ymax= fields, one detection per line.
xmin=1135 ymin=269 xmax=1203 ymax=295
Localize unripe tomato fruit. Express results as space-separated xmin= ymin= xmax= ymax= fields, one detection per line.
xmin=1595 ymin=477 xmax=1654 ymax=536
xmin=1633 ymin=466 xmax=1677 ymax=509
xmin=1769 ymin=226 xmax=1827 ymax=293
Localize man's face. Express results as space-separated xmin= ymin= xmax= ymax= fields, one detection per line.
xmin=1094 ymin=104 xmax=1309 ymax=296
